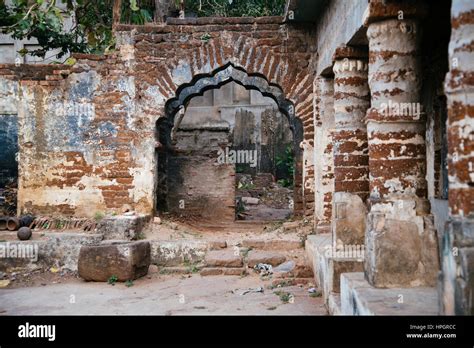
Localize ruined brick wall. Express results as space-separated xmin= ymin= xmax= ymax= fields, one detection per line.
xmin=0 ymin=16 xmax=315 ymax=218
xmin=117 ymin=16 xmax=315 ymax=217
xmin=0 ymin=56 xmax=143 ymax=217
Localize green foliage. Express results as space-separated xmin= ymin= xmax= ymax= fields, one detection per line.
xmin=121 ymin=0 xmax=153 ymax=25
xmin=274 ymin=290 xmax=293 ymax=303
xmin=0 ymin=0 xmax=284 ymax=61
xmin=108 ymin=275 xmax=118 ymax=285
xmin=276 ymin=144 xmax=295 ymax=187
xmin=200 ymin=32 xmax=211 ymax=43
xmin=235 ymin=197 xmax=245 ymax=215
xmin=235 ymin=164 xmax=244 ymax=173
xmin=94 ymin=211 xmax=105 ymax=221
xmin=0 ymin=0 xmax=153 ymax=60
xmin=1 ymin=0 xmax=88 ymax=59
xmin=184 ymin=0 xmax=286 ymax=17
xmin=237 ymin=181 xmax=255 ymax=190
xmin=125 ymin=279 xmax=134 ymax=287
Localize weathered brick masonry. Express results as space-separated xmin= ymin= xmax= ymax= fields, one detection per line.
xmin=364 ymin=1 xmax=439 ymax=289
xmin=1 ymin=0 xmax=473 ymax=316
xmin=332 ymin=47 xmax=369 ymax=200
xmin=331 ymin=46 xmax=370 ymax=247
xmin=0 ymin=16 xmax=316 ymax=218
xmin=313 ymin=76 xmax=334 ymax=229
xmin=306 ymin=0 xmax=472 ymax=315
xmin=439 ymin=0 xmax=474 ymax=315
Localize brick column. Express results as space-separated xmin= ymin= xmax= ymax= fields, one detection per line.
xmin=331 ymin=47 xmax=370 ymax=246
xmin=366 ymin=19 xmax=427 ymax=201
xmin=314 ymin=76 xmax=335 ymax=232
xmin=364 ymin=1 xmax=438 ymax=287
xmin=333 ymin=48 xmax=370 ymax=199
xmin=439 ymin=0 xmax=474 ymax=315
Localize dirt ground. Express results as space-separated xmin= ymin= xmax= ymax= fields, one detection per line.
xmin=0 ymin=215 xmax=319 ymax=315
xmin=0 ymin=272 xmax=327 ymax=315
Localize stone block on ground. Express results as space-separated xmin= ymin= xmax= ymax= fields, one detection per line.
xmin=205 ymin=250 xmax=243 ymax=267
xmin=97 ymin=214 xmax=150 ymax=240
xmin=247 ymin=250 xmax=286 ymax=267
xmin=78 ymin=240 xmax=150 ymax=281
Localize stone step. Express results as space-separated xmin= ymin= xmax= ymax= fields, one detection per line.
xmin=305 ymin=234 xmax=364 ymax=304
xmin=158 ymin=265 xmax=204 ymax=275
xmin=205 ymin=249 xmax=244 ymax=268
xmin=0 ymin=232 xmax=103 ymax=273
xmin=200 ymin=267 xmax=246 ymax=276
xmin=241 ymin=239 xmax=302 ymax=251
xmin=328 ymin=292 xmax=342 ymax=315
xmin=271 ymin=278 xmax=314 ymax=287
xmin=340 ymin=273 xmax=438 ymax=315
xmin=247 ymin=250 xmax=286 ymax=267
xmin=150 ymin=240 xmax=208 ymax=267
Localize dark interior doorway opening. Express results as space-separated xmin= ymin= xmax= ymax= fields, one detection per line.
xmin=155 ymin=64 xmax=303 ymax=223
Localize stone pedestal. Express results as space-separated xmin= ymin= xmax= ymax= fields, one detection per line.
xmin=365 ymin=199 xmax=439 ymax=287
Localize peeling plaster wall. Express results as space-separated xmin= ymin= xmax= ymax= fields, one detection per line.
xmin=314 ymin=0 xmax=369 ymax=75
xmin=16 ymin=66 xmax=144 ymax=217
xmin=0 ymin=16 xmax=315 ymax=218
xmin=122 ymin=17 xmax=315 ymax=217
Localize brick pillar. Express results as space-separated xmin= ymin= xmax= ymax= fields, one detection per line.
xmin=314 ymin=76 xmax=335 ymax=233
xmin=364 ymin=2 xmax=439 ymax=287
xmin=439 ymin=0 xmax=474 ymax=315
xmin=331 ymin=47 xmax=370 ymax=246
xmin=366 ymin=19 xmax=427 ymax=201
xmin=333 ymin=48 xmax=370 ymax=199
